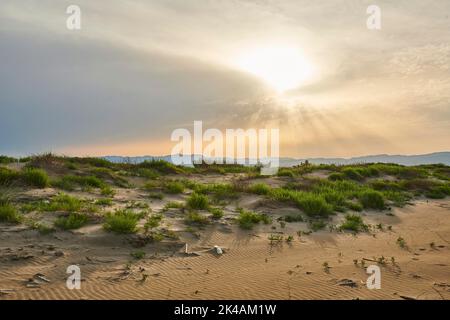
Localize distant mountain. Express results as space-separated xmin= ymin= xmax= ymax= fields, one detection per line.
xmin=103 ymin=152 xmax=450 ymax=167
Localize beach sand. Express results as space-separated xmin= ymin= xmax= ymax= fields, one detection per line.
xmin=0 ymin=199 xmax=448 ymax=300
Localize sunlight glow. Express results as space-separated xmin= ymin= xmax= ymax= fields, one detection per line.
xmin=236 ymin=47 xmax=315 ymax=92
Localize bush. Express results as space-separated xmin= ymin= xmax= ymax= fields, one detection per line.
xmin=95 ymin=198 xmax=113 ymax=206
xmin=294 ymin=194 xmax=333 ymax=217
xmin=340 ymin=214 xmax=368 ymax=232
xmin=0 ymin=204 xmax=21 ymax=223
xmin=187 ymin=193 xmax=209 ymax=210
xmin=185 ymin=211 xmax=209 ymax=225
xmin=22 ymin=168 xmax=50 ymax=188
xmin=425 ymin=185 xmax=450 ymax=199
xmin=54 ymin=213 xmax=88 ymax=230
xmin=359 ymin=190 xmax=385 ymax=210
xmin=42 ymin=193 xmax=82 ymax=212
xmin=144 ymin=214 xmax=163 ymax=231
xmin=209 ymin=207 xmax=224 ymax=219
xmin=328 ymin=173 xmax=344 ymax=181
xmin=283 ymin=214 xmax=304 ymax=222
xmin=236 ymin=209 xmax=271 ymax=229
xmin=249 ymin=183 xmax=271 ymax=195
xmin=103 ymin=210 xmax=140 ymax=234
xmin=138 ymin=160 xmax=183 ymax=174
xmin=342 ymin=168 xmax=363 ymax=181
xmin=0 ymin=167 xmax=20 ymax=186
xmin=309 ymin=219 xmax=327 ymax=231
xmin=52 ymin=175 xmax=105 ymax=191
xmin=164 ymin=181 xmax=185 ymax=194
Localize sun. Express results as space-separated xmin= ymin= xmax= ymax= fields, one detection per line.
xmin=236 ymin=46 xmax=315 ymax=92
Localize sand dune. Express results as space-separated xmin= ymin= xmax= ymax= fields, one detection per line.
xmin=1 ymin=200 xmax=448 ymax=300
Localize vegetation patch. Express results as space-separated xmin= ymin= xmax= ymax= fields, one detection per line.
xmin=236 ymin=209 xmax=271 ymax=229
xmin=0 ymin=203 xmax=22 ymax=223
xmin=187 ymin=193 xmax=209 ymax=210
xmin=103 ymin=209 xmax=141 ymax=234
xmin=54 ymin=213 xmax=88 ymax=230
xmin=339 ymin=214 xmax=368 ymax=232
xmin=359 ymin=190 xmax=385 ymax=210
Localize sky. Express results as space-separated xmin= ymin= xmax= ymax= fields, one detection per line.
xmin=0 ymin=0 xmax=449 ymax=158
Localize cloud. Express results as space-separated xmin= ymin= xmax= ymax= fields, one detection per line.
xmin=0 ymin=0 xmax=449 ymax=157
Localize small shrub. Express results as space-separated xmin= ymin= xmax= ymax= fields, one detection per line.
xmin=342 ymin=168 xmax=363 ymax=181
xmin=42 ymin=193 xmax=82 ymax=212
xmin=164 ymin=181 xmax=185 ymax=194
xmin=131 ymin=250 xmax=145 ymax=259
xmin=283 ymin=214 xmax=304 ymax=222
xmin=54 ymin=213 xmax=88 ymax=230
xmin=236 ymin=209 xmax=271 ymax=229
xmin=425 ymin=185 xmax=450 ymax=199
xmin=103 ymin=209 xmax=140 ymax=234
xmin=0 ymin=168 xmax=20 ymax=186
xmin=340 ymin=214 xmax=368 ymax=232
xmin=149 ymin=192 xmax=164 ymax=200
xmin=328 ymin=173 xmax=344 ymax=181
xmin=209 ymin=207 xmax=224 ymax=219
xmin=359 ymin=190 xmax=385 ymax=210
xmin=144 ymin=214 xmax=163 ymax=231
xmin=277 ymin=169 xmax=295 ymax=177
xmin=309 ymin=219 xmax=327 ymax=231
xmin=0 ymin=204 xmax=21 ymax=223
xmin=249 ymin=183 xmax=271 ymax=195
xmin=185 ymin=211 xmax=209 ymax=225
xmin=162 ymin=201 xmax=184 ymax=211
xmin=396 ymin=236 xmax=406 ymax=248
xmin=95 ymin=198 xmax=113 ymax=206
xmin=187 ymin=193 xmax=209 ymax=210
xmin=53 ymin=175 xmax=105 ymax=191
xmin=295 ymin=194 xmax=333 ymax=217
xmin=101 ymin=186 xmax=115 ymax=197
xmin=22 ymin=168 xmax=50 ymax=188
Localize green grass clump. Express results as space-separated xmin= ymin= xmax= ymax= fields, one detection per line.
xmin=131 ymin=250 xmax=145 ymax=259
xmin=236 ymin=209 xmax=271 ymax=229
xmin=42 ymin=193 xmax=82 ymax=212
xmin=193 ymin=183 xmax=238 ymax=201
xmin=249 ymin=183 xmax=271 ymax=195
xmin=138 ymin=160 xmax=184 ymax=174
xmin=295 ymin=194 xmax=333 ymax=217
xmin=0 ymin=167 xmax=20 ymax=186
xmin=283 ymin=214 xmax=304 ymax=222
xmin=144 ymin=214 xmax=163 ymax=231
xmin=100 ymin=185 xmax=115 ymax=197
xmin=425 ymin=185 xmax=450 ymax=199
xmin=359 ymin=190 xmax=385 ymax=210
xmin=209 ymin=207 xmax=224 ymax=219
xmin=309 ymin=219 xmax=327 ymax=231
xmin=187 ymin=193 xmax=209 ymax=210
xmin=164 ymin=181 xmax=185 ymax=194
xmin=54 ymin=213 xmax=88 ymax=230
xmin=162 ymin=201 xmax=184 ymax=211
xmin=340 ymin=214 xmax=368 ymax=232
xmin=185 ymin=211 xmax=209 ymax=225
xmin=0 ymin=203 xmax=22 ymax=223
xmin=52 ymin=175 xmax=105 ymax=191
xmin=342 ymin=168 xmax=364 ymax=181
xmin=277 ymin=169 xmax=295 ymax=177
xmin=22 ymin=168 xmax=50 ymax=188
xmin=103 ymin=209 xmax=140 ymax=234
xmin=0 ymin=155 xmax=17 ymax=164
xmin=95 ymin=198 xmax=113 ymax=206
xmin=328 ymin=172 xmax=345 ymax=181
xmin=149 ymin=192 xmax=164 ymax=200
xmin=370 ymin=180 xmax=403 ymax=191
